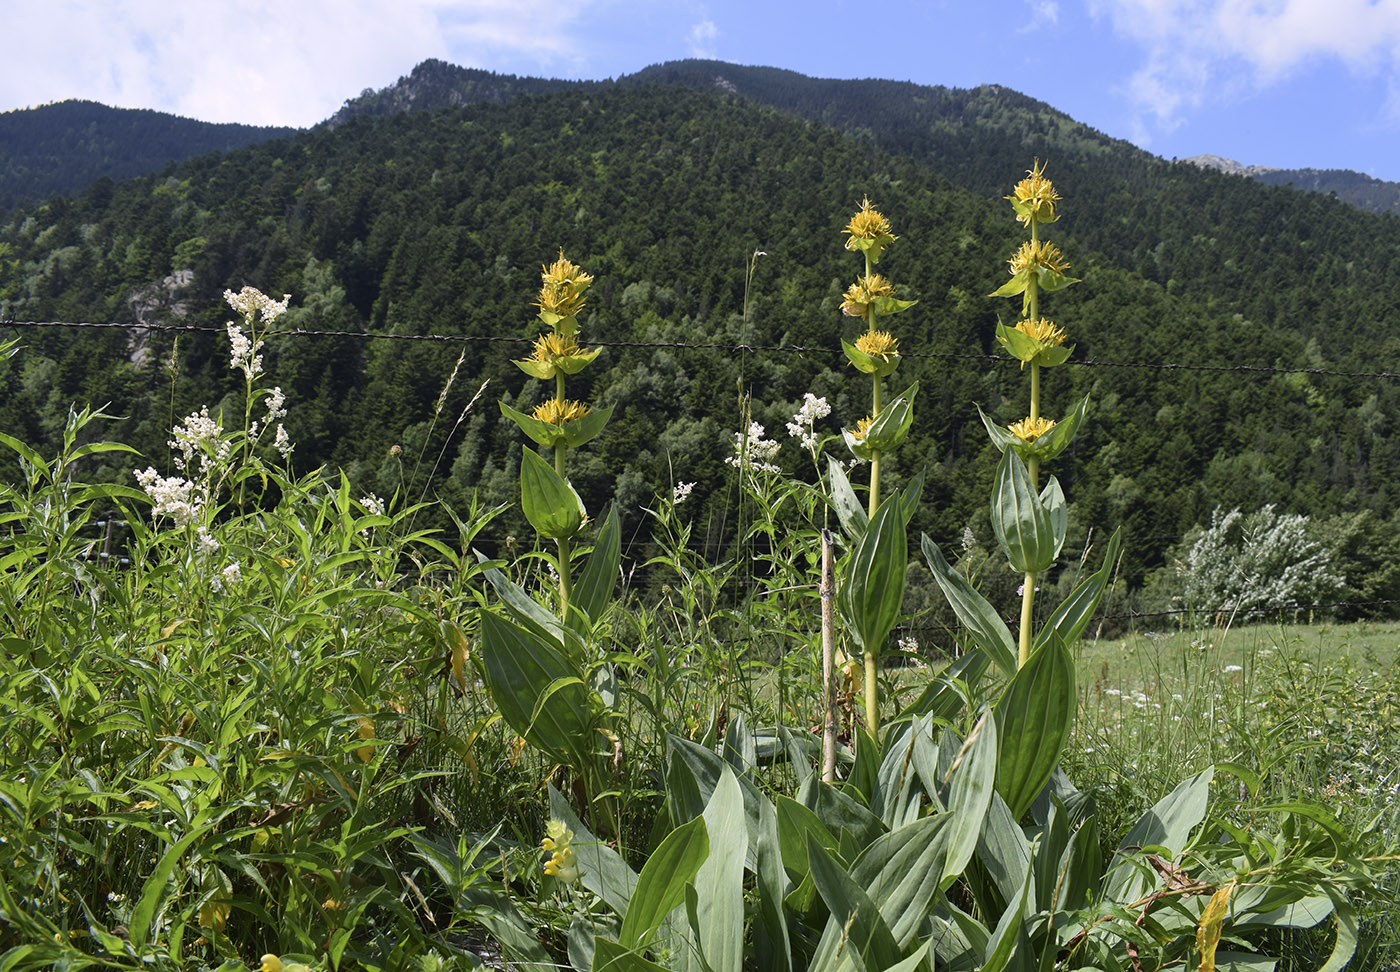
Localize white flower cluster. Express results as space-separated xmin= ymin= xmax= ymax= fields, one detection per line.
xmin=227 ymin=321 xmax=265 ymax=380
xmin=961 ymin=526 xmax=977 ymax=551
xmin=274 ymin=424 xmax=293 ymax=459
xmin=784 ymin=393 xmax=831 ymax=451
xmin=211 ymin=561 xmax=242 ymax=594
xmin=133 ymin=468 xmax=206 ymax=527
xmin=169 ymin=406 xmax=229 ymax=475
xmin=725 ymin=422 xmax=782 ymax=475
xmin=672 ymin=481 xmax=695 ymax=506
xmin=225 ymin=286 xmax=290 ymax=324
xmin=360 ymin=494 xmax=386 ymax=517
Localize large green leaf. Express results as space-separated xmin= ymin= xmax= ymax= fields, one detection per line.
xmin=942 ymin=708 xmax=997 ymax=889
xmin=689 ymin=769 xmax=747 ymax=972
xmin=479 ymin=611 xmax=593 ymax=767
xmin=921 ymin=536 xmax=1017 ymax=677
xmin=1101 ymin=767 xmax=1213 ymax=905
xmin=797 ymin=776 xmax=886 ymax=856
xmin=994 ymin=635 xmax=1075 ymax=820
xmin=520 ymin=445 xmax=585 ymax=540
xmin=828 ymin=456 xmax=868 ymax=541
xmin=593 ymin=938 xmax=674 ymax=972
xmin=807 ymin=837 xmax=903 ymax=972
xmin=619 ymin=816 xmax=710 ymax=950
xmin=753 ymin=792 xmax=794 ymax=972
xmin=840 ymin=495 xmax=907 ymax=655
xmin=865 ymin=382 xmax=919 ymax=453
xmin=570 ymin=505 xmax=621 ymax=632
xmin=990 ymin=448 xmax=1057 ymax=574
xmin=851 ymin=814 xmax=957 ymax=946
xmin=1035 ymin=528 xmax=1123 ymax=651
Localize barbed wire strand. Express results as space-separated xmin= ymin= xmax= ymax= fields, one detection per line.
xmin=3 ymin=318 xmax=1398 ymax=380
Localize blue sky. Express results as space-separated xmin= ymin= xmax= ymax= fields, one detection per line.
xmin=7 ymin=0 xmax=1400 ymax=181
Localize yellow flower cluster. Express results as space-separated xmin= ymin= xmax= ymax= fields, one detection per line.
xmin=840 ymin=274 xmax=896 ymax=318
xmin=535 ymin=252 xmax=593 ymax=321
xmin=531 ymin=398 xmax=591 ymax=427
xmin=843 ymin=197 xmax=897 ymax=252
xmin=1007 ymin=240 xmax=1070 ymax=277
xmin=1015 ymin=317 xmax=1066 ymax=347
xmin=1009 ymin=416 xmax=1057 ymax=442
xmin=528 ymin=330 xmax=581 ymax=364
xmin=542 ymin=818 xmax=580 ymax=883
xmin=854 ymin=329 xmax=900 ymax=361
xmin=849 ymin=415 xmax=875 ymax=442
xmin=1006 ymin=159 xmax=1060 ymax=225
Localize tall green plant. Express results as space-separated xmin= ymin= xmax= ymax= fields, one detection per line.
xmin=501 ymin=253 xmax=612 ymax=620
xmin=837 ymin=198 xmax=918 ymax=736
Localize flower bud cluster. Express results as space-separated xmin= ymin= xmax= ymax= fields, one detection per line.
xmin=542 ymin=819 xmax=581 ymax=883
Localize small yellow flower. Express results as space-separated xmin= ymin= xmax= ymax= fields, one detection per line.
xmin=1015 ymin=317 xmax=1066 ymax=347
xmin=1009 ymin=416 xmax=1057 ymax=441
xmin=260 ymin=956 xmax=283 ymax=972
xmin=854 ymin=329 xmax=900 ymax=361
xmin=849 ymin=416 xmax=875 ymax=442
xmin=840 ymin=274 xmax=896 ymax=318
xmin=1008 ymin=240 xmax=1070 ymax=277
xmin=531 ymin=398 xmax=591 ymax=426
xmin=843 ymin=197 xmax=897 ymax=251
xmin=542 ymin=819 xmax=580 ymax=883
xmin=535 ymin=252 xmax=593 ymax=320
xmin=1006 ymin=159 xmax=1060 ymax=224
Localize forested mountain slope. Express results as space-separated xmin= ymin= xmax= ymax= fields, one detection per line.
xmin=0 ymin=100 xmax=296 ymax=213
xmin=2 ymin=81 xmax=1399 ymax=598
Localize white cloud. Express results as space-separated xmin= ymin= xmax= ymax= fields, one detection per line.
xmin=1022 ymin=0 xmax=1060 ymax=30
xmin=1091 ymin=0 xmax=1400 ymax=135
xmin=689 ymin=18 xmax=719 ymax=58
xmin=1 ymin=0 xmax=592 ymax=127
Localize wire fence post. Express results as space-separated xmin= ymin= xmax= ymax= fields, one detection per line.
xmin=820 ymin=528 xmax=837 ymax=783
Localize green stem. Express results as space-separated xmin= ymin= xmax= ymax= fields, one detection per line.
xmin=1018 ymin=222 xmax=1042 ymax=668
xmin=864 ymin=652 xmax=880 ymax=742
xmin=554 ymin=438 xmax=572 ymax=620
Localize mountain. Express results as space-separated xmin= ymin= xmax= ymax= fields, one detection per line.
xmin=4 ymin=65 xmax=1400 ymax=608
xmin=0 ymin=100 xmax=297 ymax=214
xmin=1185 ymin=154 xmax=1400 ymax=215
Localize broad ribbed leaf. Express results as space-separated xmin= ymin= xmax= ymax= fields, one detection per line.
xmin=942 ymin=708 xmax=997 ymax=888
xmin=851 ymin=815 xmax=956 ymax=946
xmin=1102 ymin=767 xmax=1212 ymax=904
xmin=593 ymin=938 xmax=673 ymax=972
xmin=865 ymin=382 xmax=919 ymax=453
xmin=994 ymin=635 xmax=1075 ymax=820
xmin=690 ymin=769 xmax=747 ymax=972
xmin=571 ymin=505 xmax=620 ymax=631
xmin=828 ymin=456 xmax=868 ymax=540
xmin=807 ymin=837 xmax=903 ymax=972
xmin=479 ymin=611 xmax=592 ymax=767
xmin=520 ymin=445 xmax=584 ymax=540
xmin=922 ymin=535 xmax=1017 ymax=676
xmin=841 ymin=495 xmax=907 ymax=654
xmin=619 ymin=816 xmax=709 ymax=950
xmin=990 ymin=449 xmax=1056 ymax=573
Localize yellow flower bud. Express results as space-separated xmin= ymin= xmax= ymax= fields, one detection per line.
xmin=535 ymin=252 xmax=592 ymax=321
xmin=261 ymin=956 xmax=283 ymax=972
xmin=840 ymin=274 xmax=896 ymax=318
xmin=1006 ymin=159 xmax=1060 ymax=224
xmin=843 ymin=197 xmax=897 ymax=254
